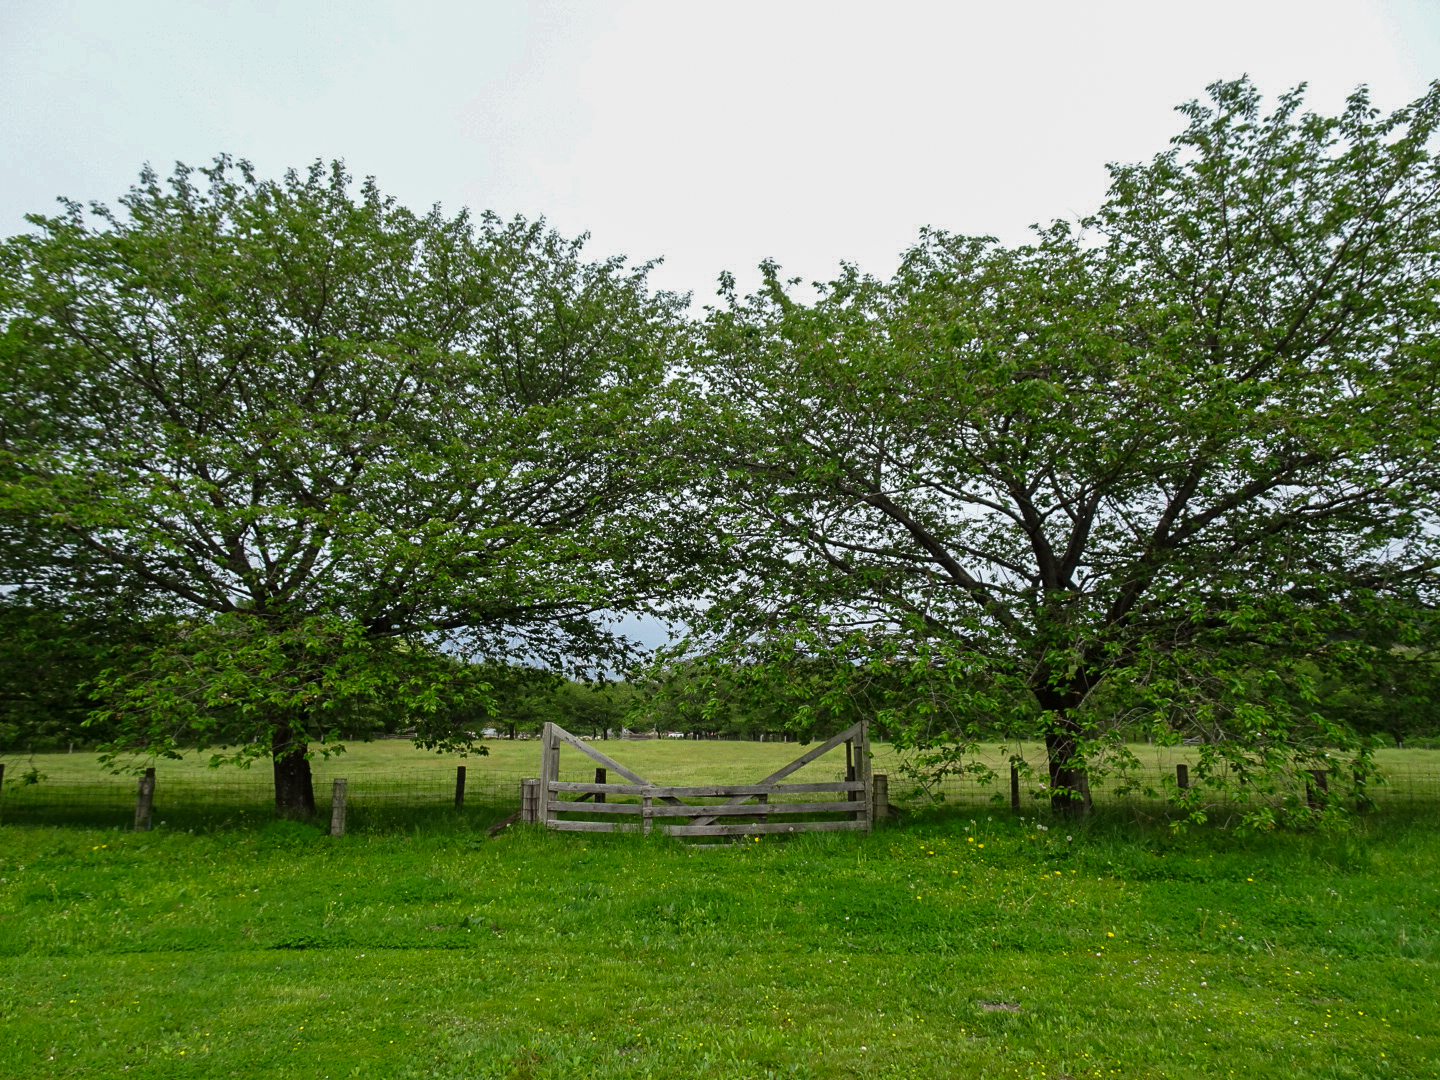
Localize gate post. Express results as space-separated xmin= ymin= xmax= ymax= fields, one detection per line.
xmin=846 ymin=739 xmax=858 ymax=818
xmin=539 ymin=722 xmax=560 ymax=826
xmin=856 ymin=719 xmax=872 ymax=834
xmin=871 ymin=773 xmax=889 ymax=825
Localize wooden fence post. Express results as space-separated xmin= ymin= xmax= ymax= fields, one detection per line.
xmin=1176 ymin=763 xmax=1189 ymax=791
xmin=846 ymin=740 xmax=858 ymax=818
xmin=856 ymin=719 xmax=872 ymax=834
xmin=134 ymin=767 xmax=156 ymax=832
xmin=871 ymin=773 xmax=889 ymax=824
xmin=330 ymin=778 xmax=348 ymax=837
xmin=641 ymin=791 xmax=653 ymax=836
xmin=1307 ymin=769 xmax=1329 ymax=811
xmin=1010 ymin=764 xmax=1020 ymax=812
xmin=539 ymin=722 xmax=559 ymax=827
xmin=520 ymin=778 xmax=540 ymax=823
xmin=594 ymin=767 xmax=607 ymax=803
xmin=454 ymin=766 xmax=466 ymax=809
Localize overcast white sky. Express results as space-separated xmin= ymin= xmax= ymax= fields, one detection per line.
xmin=3 ymin=0 xmax=1437 ymax=303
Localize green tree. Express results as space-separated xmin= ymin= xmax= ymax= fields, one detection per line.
xmin=482 ymin=671 xmax=634 ymax=740
xmin=483 ymin=666 xmax=566 ymax=740
xmin=0 ymin=601 xmax=144 ymax=753
xmin=637 ymin=658 xmax=886 ymax=742
xmin=0 ymin=158 xmax=687 ymax=815
xmin=556 ymin=679 xmax=632 ymax=740
xmin=680 ymin=80 xmax=1440 ymax=820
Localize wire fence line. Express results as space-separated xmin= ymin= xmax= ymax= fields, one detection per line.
xmin=900 ymin=755 xmax=1440 ymax=816
xmin=0 ymin=769 xmax=527 ymax=829
xmin=3 ymin=751 xmax=1440 ymax=829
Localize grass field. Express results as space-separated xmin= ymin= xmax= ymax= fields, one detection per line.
xmin=10 ymin=737 xmax=1440 ymax=786
xmin=2 ymin=800 xmax=1439 ymax=1078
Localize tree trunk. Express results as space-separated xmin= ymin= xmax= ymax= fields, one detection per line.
xmin=272 ymin=722 xmax=316 ymax=819
xmin=1034 ymin=666 xmax=1099 ymax=818
xmin=1044 ymin=726 xmax=1089 ymax=818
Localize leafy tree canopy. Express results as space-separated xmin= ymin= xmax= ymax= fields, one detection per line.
xmin=0 ymin=599 xmax=149 ymax=753
xmin=676 ymin=79 xmax=1440 ymax=822
xmin=0 ymin=158 xmax=690 ymax=814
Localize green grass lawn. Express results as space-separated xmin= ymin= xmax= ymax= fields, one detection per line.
xmin=1 ymin=808 xmax=1437 ymax=1079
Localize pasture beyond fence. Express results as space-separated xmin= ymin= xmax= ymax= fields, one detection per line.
xmin=2 ymin=741 xmax=1440 ymax=831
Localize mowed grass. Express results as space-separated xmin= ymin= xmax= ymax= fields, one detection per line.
xmin=1 ymin=808 xmax=1438 ymax=1079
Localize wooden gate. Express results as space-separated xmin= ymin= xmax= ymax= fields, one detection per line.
xmin=522 ymin=721 xmax=872 ymax=837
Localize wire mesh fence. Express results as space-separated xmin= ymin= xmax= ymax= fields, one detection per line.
xmin=892 ymin=752 xmax=1440 ymax=818
xmin=0 ymin=769 xmax=533 ymax=831
xmin=2 ymin=749 xmax=1438 ymax=829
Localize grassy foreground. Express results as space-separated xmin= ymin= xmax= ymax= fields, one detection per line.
xmin=1 ymin=810 xmax=1437 ymax=1079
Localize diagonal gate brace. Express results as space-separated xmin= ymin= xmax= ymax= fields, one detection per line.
xmin=686 ymin=721 xmax=867 ymax=827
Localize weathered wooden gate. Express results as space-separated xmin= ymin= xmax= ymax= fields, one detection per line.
xmin=521 ymin=721 xmax=872 ymax=837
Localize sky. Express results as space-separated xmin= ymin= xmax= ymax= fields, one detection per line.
xmin=2 ymin=0 xmax=1436 ymax=654
xmin=3 ymin=0 xmax=1438 ymax=304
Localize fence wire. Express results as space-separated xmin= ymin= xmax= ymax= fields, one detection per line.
xmin=0 ymin=770 xmax=533 ymax=830
xmin=894 ymin=756 xmax=1440 ymax=816
xmin=2 ymin=753 xmax=1438 ymax=829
